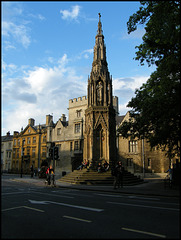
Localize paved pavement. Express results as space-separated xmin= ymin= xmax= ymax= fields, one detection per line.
xmin=2 ymin=173 xmax=180 ymax=198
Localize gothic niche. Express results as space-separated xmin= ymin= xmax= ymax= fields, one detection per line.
xmin=96 ymin=80 xmax=103 ymax=106
xmin=95 ymin=124 xmax=105 ymax=161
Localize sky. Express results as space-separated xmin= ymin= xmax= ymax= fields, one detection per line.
xmin=1 ymin=1 xmax=156 ymax=136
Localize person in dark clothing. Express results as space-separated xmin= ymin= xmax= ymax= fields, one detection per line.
xmin=46 ymin=165 xmax=55 ymax=185
xmin=113 ymin=161 xmax=124 ymax=189
xmin=30 ymin=165 xmax=34 ymax=178
xmin=103 ymin=161 xmax=109 ymax=172
xmin=97 ymin=162 xmax=103 ymax=173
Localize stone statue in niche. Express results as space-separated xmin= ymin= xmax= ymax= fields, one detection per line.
xmin=96 ymin=81 xmax=103 ymax=105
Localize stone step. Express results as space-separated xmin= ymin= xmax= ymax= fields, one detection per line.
xmin=57 ymin=168 xmax=143 ymax=186
xmin=58 ymin=179 xmax=143 ymax=186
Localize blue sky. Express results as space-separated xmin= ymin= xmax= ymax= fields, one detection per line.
xmin=2 ymin=1 xmax=156 ymax=136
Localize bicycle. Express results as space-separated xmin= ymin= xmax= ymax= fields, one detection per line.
xmin=45 ymin=174 xmax=56 ymax=187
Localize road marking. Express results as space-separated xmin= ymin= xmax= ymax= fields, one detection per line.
xmin=2 ymin=205 xmax=44 ymax=213
xmin=128 ymin=196 xmax=160 ymax=200
xmin=2 ymin=206 xmax=24 ymax=212
xmin=95 ymin=193 xmax=123 ymax=198
xmin=107 ymin=202 xmax=179 ymax=211
xmin=29 ymin=200 xmax=48 ymax=204
xmin=29 ymin=199 xmax=104 ymax=212
xmin=122 ymin=227 xmax=166 ymax=238
xmin=46 ymin=201 xmax=104 ymax=212
xmin=63 ymin=215 xmax=92 ymax=223
xmin=31 ymin=191 xmax=74 ymax=199
xmin=23 ymin=206 xmax=44 ymax=212
xmin=2 ymin=192 xmax=30 ymax=195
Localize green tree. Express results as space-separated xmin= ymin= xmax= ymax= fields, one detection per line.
xmin=118 ymin=1 xmax=180 ymax=159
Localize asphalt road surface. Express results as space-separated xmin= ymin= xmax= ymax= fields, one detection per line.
xmin=1 ymin=175 xmax=180 ymax=239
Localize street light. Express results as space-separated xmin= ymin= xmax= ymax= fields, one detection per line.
xmin=20 ymin=139 xmax=25 ymax=178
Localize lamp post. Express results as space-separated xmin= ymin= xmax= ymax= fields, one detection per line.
xmin=20 ymin=139 xmax=25 ymax=178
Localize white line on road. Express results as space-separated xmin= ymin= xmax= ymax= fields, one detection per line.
xmin=128 ymin=195 xmax=160 ymax=200
xmin=63 ymin=215 xmax=92 ymax=223
xmin=2 ymin=205 xmax=44 ymax=213
xmin=2 ymin=192 xmax=30 ymax=195
xmin=23 ymin=206 xmax=44 ymax=212
xmin=1 ymin=206 xmax=24 ymax=212
xmin=31 ymin=191 xmax=74 ymax=199
xmin=107 ymin=201 xmax=179 ymax=211
xmin=95 ymin=193 xmax=124 ymax=198
xmin=29 ymin=199 xmax=104 ymax=212
xmin=122 ymin=227 xmax=166 ymax=238
xmin=46 ymin=201 xmax=104 ymax=212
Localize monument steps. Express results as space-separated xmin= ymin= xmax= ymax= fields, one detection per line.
xmin=57 ymin=168 xmax=144 ymax=185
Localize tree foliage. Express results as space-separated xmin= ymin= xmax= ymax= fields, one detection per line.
xmin=118 ymin=1 xmax=180 ymax=158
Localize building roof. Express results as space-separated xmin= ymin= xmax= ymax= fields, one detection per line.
xmin=116 ymin=115 xmax=125 ymax=126
xmin=1 ymin=135 xmax=13 ymax=142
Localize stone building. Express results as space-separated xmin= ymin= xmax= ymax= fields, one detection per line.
xmin=12 ymin=118 xmax=47 ymax=173
xmin=46 ymin=96 xmax=88 ymax=173
xmin=116 ymin=112 xmax=180 ymax=178
xmin=1 ymin=131 xmax=13 ymax=172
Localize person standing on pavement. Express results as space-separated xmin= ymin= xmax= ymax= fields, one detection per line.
xmin=48 ymin=165 xmax=55 ymax=185
xmin=30 ymin=165 xmax=34 ymax=178
xmin=113 ymin=161 xmax=124 ymax=189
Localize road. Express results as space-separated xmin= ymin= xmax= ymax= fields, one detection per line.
xmin=1 ymin=175 xmax=180 ymax=239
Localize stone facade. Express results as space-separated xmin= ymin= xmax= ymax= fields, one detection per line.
xmin=12 ymin=119 xmax=47 ymax=173
xmin=46 ymin=96 xmax=88 ymax=175
xmin=117 ymin=112 xmax=179 ymax=178
xmin=1 ymin=132 xmax=13 ymax=172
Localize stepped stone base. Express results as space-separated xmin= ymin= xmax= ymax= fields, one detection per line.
xmin=57 ymin=168 xmax=144 ymax=186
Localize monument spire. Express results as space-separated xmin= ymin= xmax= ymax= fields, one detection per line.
xmin=97 ymin=13 xmax=103 ymax=35
xmin=84 ymin=13 xmax=116 ymax=169
xmin=92 ymin=13 xmax=107 ymax=72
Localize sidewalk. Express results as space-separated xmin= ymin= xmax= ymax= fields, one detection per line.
xmin=4 ymin=174 xmax=180 ymax=198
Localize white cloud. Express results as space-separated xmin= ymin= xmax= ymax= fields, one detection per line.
xmin=28 ymin=13 xmax=46 ymax=21
xmin=60 ymin=5 xmax=81 ymax=21
xmin=2 ymin=21 xmax=31 ymax=48
xmin=113 ymin=76 xmax=148 ymax=92
xmin=119 ymin=103 xmax=131 ymax=116
xmin=75 ymin=48 xmax=93 ymax=60
xmin=2 ymin=55 xmax=87 ymax=135
xmin=113 ymin=76 xmax=149 ymax=116
xmin=2 ymin=2 xmax=45 ymax=50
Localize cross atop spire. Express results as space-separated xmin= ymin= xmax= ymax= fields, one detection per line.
xmin=97 ymin=13 xmax=103 ymax=35
xmin=98 ymin=13 xmax=101 ymax=22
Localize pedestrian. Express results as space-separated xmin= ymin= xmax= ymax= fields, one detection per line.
xmin=166 ymin=165 xmax=173 ymax=188
xmin=113 ymin=161 xmax=124 ymax=189
xmin=46 ymin=166 xmax=50 ymax=183
xmin=103 ymin=160 xmax=109 ymax=172
xmin=97 ymin=162 xmax=103 ymax=173
xmin=30 ymin=165 xmax=34 ymax=178
xmin=77 ymin=161 xmax=84 ymax=170
xmin=84 ymin=160 xmax=89 ymax=168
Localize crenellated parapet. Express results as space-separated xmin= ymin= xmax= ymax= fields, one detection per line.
xmin=69 ymin=96 xmax=88 ymax=109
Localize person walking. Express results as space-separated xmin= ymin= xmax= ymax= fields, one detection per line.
xmin=113 ymin=161 xmax=124 ymax=189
